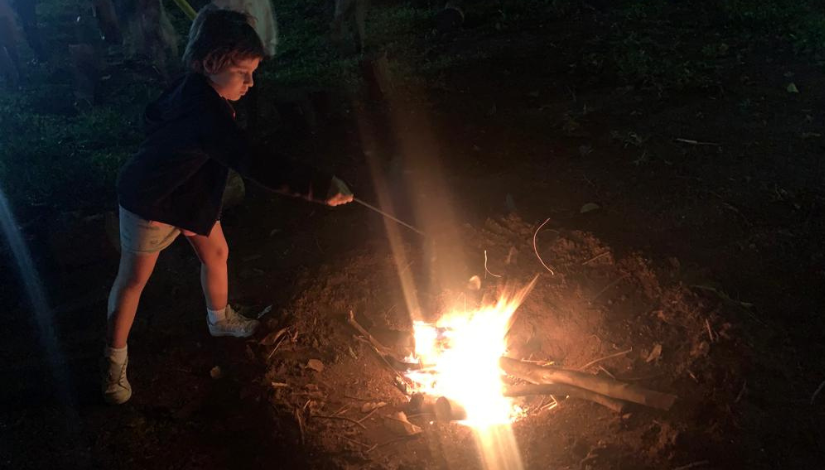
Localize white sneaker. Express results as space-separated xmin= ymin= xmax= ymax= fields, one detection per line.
xmin=102 ymin=356 xmax=132 ymax=405
xmin=207 ymin=305 xmax=260 ymax=338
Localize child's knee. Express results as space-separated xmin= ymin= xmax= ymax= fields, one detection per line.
xmin=202 ymin=243 xmax=229 ymax=266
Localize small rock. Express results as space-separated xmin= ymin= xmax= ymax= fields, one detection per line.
xmin=210 ymin=366 xmax=222 ymax=379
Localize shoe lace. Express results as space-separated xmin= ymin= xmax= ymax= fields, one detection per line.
xmin=108 ymin=359 xmax=128 ymax=384
xmin=219 ymin=306 xmax=256 ymax=327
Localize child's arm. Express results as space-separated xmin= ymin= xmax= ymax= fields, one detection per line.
xmin=199 ymin=98 xmax=333 ymax=203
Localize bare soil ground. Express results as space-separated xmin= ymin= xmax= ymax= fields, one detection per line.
xmin=3 ymin=3 xmax=825 ymax=469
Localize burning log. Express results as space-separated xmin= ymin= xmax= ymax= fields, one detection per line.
xmin=499 ymin=357 xmax=677 ymax=411
xmin=503 ymin=384 xmax=626 ymax=413
xmin=434 ymin=396 xmax=467 ymax=421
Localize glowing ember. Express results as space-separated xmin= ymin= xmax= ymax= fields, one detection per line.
xmin=405 ymin=278 xmax=537 ymax=427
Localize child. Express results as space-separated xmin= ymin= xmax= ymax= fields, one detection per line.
xmin=103 ymin=6 xmax=353 ymax=405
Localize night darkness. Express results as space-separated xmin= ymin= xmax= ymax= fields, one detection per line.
xmin=1 ymin=1 xmax=825 ymax=469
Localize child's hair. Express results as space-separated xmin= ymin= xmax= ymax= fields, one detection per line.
xmin=183 ymin=5 xmax=265 ymax=74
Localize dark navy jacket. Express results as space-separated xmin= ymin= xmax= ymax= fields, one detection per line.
xmin=117 ymin=73 xmax=332 ymax=236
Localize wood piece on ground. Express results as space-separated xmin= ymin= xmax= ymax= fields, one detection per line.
xmin=504 ymin=384 xmax=626 ymax=413
xmin=435 ymin=396 xmax=467 ymax=421
xmin=500 ymin=357 xmax=677 ymax=410
xmin=347 ymin=310 xmax=391 ymax=355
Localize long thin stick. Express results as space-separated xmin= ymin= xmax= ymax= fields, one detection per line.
xmin=354 ymin=198 xmax=426 ymax=236
xmin=532 ymin=218 xmax=556 ymax=275
xmin=578 ymin=347 xmax=633 ymax=371
xmin=811 ymin=379 xmax=825 ymax=405
xmin=312 ymin=414 xmax=368 ymax=429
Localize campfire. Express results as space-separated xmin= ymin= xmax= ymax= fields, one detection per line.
xmin=348 ymin=273 xmax=677 ymax=427
xmin=403 ymin=278 xmax=538 ymax=427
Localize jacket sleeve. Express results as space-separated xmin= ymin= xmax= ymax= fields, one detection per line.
xmin=197 ymin=96 xmax=332 ymax=203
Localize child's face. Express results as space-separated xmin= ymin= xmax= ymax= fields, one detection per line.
xmin=206 ymin=57 xmax=261 ymax=102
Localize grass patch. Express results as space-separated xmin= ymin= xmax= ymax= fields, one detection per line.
xmin=0 ymin=94 xmax=141 ymax=212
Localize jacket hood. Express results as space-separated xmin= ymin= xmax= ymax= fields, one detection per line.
xmin=144 ymin=74 xmax=218 ymax=133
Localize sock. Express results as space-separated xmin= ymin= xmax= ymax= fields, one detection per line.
xmin=207 ymin=306 xmax=227 ymax=323
xmin=105 ymin=345 xmax=128 ymax=365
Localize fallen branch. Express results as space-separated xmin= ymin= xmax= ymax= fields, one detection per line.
xmin=500 ymin=357 xmax=677 ymax=410
xmin=504 ymin=384 xmax=626 ymax=413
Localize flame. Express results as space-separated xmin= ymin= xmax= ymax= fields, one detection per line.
xmin=405 ymin=278 xmax=537 ymax=427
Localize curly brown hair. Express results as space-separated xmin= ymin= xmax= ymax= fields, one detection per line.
xmin=183 ymin=5 xmax=265 ymax=74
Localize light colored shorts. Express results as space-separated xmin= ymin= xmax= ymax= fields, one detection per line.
xmin=118 ymin=206 xmax=194 ymax=254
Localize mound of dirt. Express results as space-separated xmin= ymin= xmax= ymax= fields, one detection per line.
xmin=245 ymin=215 xmax=748 ymax=469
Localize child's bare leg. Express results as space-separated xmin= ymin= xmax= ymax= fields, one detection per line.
xmin=107 ymin=250 xmax=160 ymax=348
xmin=186 ymin=222 xmax=258 ymax=337
xmin=185 ymin=222 xmax=229 ymax=311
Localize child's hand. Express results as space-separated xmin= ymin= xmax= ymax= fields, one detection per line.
xmin=326 ymin=176 xmax=354 ymax=206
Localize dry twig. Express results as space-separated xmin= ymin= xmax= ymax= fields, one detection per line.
xmin=582 ymin=251 xmax=610 ymax=266
xmin=340 ymin=435 xmax=372 ymax=448
xmin=735 ymin=381 xmax=747 ymax=403
xmin=266 ymin=334 xmax=289 ymax=361
xmin=344 ymin=394 xmax=372 ymax=402
xmin=347 ymin=310 xmax=391 ymax=355
xmin=357 ymin=407 xmax=380 ymax=423
xmin=598 ymin=366 xmax=616 ymax=379
xmin=811 ymin=380 xmax=825 ymax=405
xmin=366 ymin=435 xmax=420 ymax=453
xmin=705 ymin=318 xmax=717 ymax=343
xmin=294 ymin=408 xmax=305 ymax=445
xmin=484 ymin=250 xmax=502 ymax=278
xmin=675 ymin=137 xmax=720 ymax=146
xmin=312 ymin=414 xmax=368 ymax=429
xmin=532 ymin=218 xmax=556 ymax=275
xmin=672 ymin=461 xmax=709 ymax=470
xmin=578 ymin=347 xmax=633 ymax=371
xmin=591 ymin=273 xmax=629 ymax=303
